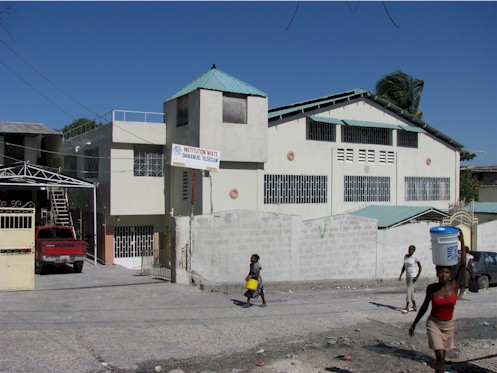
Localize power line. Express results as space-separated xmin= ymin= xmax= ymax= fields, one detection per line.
xmin=1 ymin=154 xmax=139 ymax=174
xmin=0 ymin=140 xmax=150 ymax=160
xmin=286 ymin=2 xmax=300 ymax=30
xmin=382 ymin=2 xmax=400 ymax=29
xmin=345 ymin=2 xmax=360 ymax=13
xmin=0 ymin=37 xmax=100 ymax=116
xmin=0 ymin=59 xmax=75 ymax=118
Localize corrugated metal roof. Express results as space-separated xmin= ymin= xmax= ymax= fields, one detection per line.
xmin=166 ymin=68 xmax=267 ymax=101
xmin=268 ymin=89 xmax=462 ymax=149
xmin=268 ymin=89 xmax=366 ymax=120
xmin=465 ymin=201 xmax=497 ymax=214
xmin=0 ymin=121 xmax=61 ymax=135
xmin=348 ymin=205 xmax=450 ymax=229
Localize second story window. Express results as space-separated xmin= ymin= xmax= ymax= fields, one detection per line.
xmin=134 ymin=145 xmax=163 ymax=177
xmin=223 ymin=93 xmax=247 ymax=124
xmin=177 ymin=95 xmax=189 ymax=127
xmin=342 ymin=126 xmax=392 ymax=145
xmin=397 ymin=130 xmax=418 ymax=148
xmin=306 ymin=119 xmax=336 ymax=142
xmin=84 ymin=149 xmax=99 ymax=179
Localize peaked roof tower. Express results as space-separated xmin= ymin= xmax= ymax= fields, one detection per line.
xmin=166 ymin=67 xmax=267 ymax=101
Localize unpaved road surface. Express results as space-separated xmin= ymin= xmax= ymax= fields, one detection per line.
xmin=1 ymin=265 xmax=496 ymax=373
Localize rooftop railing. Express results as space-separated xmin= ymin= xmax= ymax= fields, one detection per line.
xmin=62 ymin=110 xmax=165 ymax=140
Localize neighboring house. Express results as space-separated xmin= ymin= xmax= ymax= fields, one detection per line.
xmin=0 ymin=122 xmax=96 ymax=239
xmin=0 ymin=122 xmax=63 ymax=222
xmin=460 ymin=165 xmax=497 ymax=202
xmin=60 ymin=111 xmax=166 ymax=268
xmin=0 ymin=121 xmax=62 ymax=168
xmin=465 ymin=201 xmax=497 ymax=224
xmin=62 ymin=67 xmax=464 ymax=269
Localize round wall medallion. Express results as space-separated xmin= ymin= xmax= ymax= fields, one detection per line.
xmin=287 ymin=151 xmax=295 ymax=161
xmin=229 ymin=188 xmax=239 ymax=199
xmin=426 ymin=158 xmax=432 ymax=166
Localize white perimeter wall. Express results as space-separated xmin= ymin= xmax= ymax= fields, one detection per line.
xmin=172 ymin=210 xmax=459 ymax=284
xmin=476 ymin=220 xmax=497 ymax=251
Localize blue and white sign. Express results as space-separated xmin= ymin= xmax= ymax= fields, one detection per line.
xmin=170 ymin=143 xmax=220 ymax=172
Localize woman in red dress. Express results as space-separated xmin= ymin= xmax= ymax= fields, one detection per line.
xmin=408 ymin=229 xmax=466 ymax=373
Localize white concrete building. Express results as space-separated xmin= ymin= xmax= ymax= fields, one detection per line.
xmin=62 ymin=67 xmax=464 ymax=270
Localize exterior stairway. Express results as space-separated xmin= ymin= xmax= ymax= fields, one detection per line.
xmin=49 ymin=187 xmax=73 ymax=226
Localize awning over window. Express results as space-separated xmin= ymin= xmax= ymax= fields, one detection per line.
xmin=308 ymin=115 xmax=425 ymax=132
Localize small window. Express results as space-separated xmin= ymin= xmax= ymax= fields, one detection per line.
xmin=398 ymin=131 xmax=418 ymax=148
xmin=223 ymin=93 xmax=247 ymax=124
xmin=177 ymin=95 xmax=189 ymax=127
xmin=182 ymin=171 xmax=189 ymax=200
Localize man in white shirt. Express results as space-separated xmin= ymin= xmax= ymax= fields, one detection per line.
xmin=399 ymin=245 xmax=422 ymax=313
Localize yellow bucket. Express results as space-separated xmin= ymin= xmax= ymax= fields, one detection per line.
xmin=246 ymin=279 xmax=259 ymax=291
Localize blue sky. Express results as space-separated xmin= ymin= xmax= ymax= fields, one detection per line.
xmin=0 ymin=1 xmax=496 ymax=166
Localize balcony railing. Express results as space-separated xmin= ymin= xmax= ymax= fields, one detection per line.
xmin=63 ymin=110 xmax=165 ymax=140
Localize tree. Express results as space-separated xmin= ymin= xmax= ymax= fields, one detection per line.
xmin=459 ymin=170 xmax=479 ymax=203
xmin=375 ymin=70 xmax=424 ymax=119
xmin=61 ymin=118 xmax=98 ymax=139
xmin=460 ymin=150 xmax=476 ymax=162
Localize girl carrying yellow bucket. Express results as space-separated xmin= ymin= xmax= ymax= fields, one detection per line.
xmin=243 ymin=254 xmax=267 ymax=308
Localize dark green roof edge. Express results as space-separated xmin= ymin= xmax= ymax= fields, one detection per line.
xmin=268 ymin=89 xmax=464 ymax=149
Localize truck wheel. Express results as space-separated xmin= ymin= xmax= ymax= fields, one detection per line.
xmin=477 ymin=275 xmax=489 ymax=290
xmin=73 ymin=261 xmax=84 ymax=273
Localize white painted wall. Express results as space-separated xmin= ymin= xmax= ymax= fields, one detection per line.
xmin=264 ymin=97 xmax=460 ymax=219
xmin=476 ymin=220 xmax=497 ymax=251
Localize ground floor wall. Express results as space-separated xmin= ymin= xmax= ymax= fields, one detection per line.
xmin=171 ymin=210 xmax=450 ymax=285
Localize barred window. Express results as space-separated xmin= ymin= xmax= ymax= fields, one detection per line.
xmin=177 ymin=95 xmax=188 ymax=127
xmin=306 ymin=120 xmax=336 ymax=142
xmin=114 ymin=225 xmax=154 ymax=258
xmin=134 ymin=145 xmax=163 ymax=177
xmin=344 ymin=175 xmax=390 ymax=202
xmin=405 ymin=177 xmax=450 ymax=201
xmin=342 ymin=126 xmax=392 ymax=145
xmin=264 ymin=174 xmax=327 ymax=204
xmin=84 ymin=149 xmax=99 ymax=179
xmin=397 ymin=131 xmax=418 ymax=148
xmin=223 ymin=93 xmax=247 ymax=124
xmin=337 ymin=148 xmax=354 ymax=162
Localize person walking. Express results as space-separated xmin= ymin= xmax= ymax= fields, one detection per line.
xmin=457 ymin=246 xmax=475 ymax=299
xmin=398 ymin=245 xmax=422 ymax=313
xmin=242 ymin=254 xmax=267 ymax=308
xmin=408 ymin=229 xmax=467 ymax=373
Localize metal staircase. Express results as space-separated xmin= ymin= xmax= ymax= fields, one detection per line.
xmin=48 ymin=187 xmax=73 ymax=226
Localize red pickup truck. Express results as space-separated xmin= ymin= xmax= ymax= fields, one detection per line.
xmin=35 ymin=226 xmax=87 ymax=274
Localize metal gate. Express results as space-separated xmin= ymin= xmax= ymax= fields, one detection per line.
xmin=140 ymin=248 xmax=171 ymax=280
xmin=114 ymin=225 xmax=170 ymax=280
